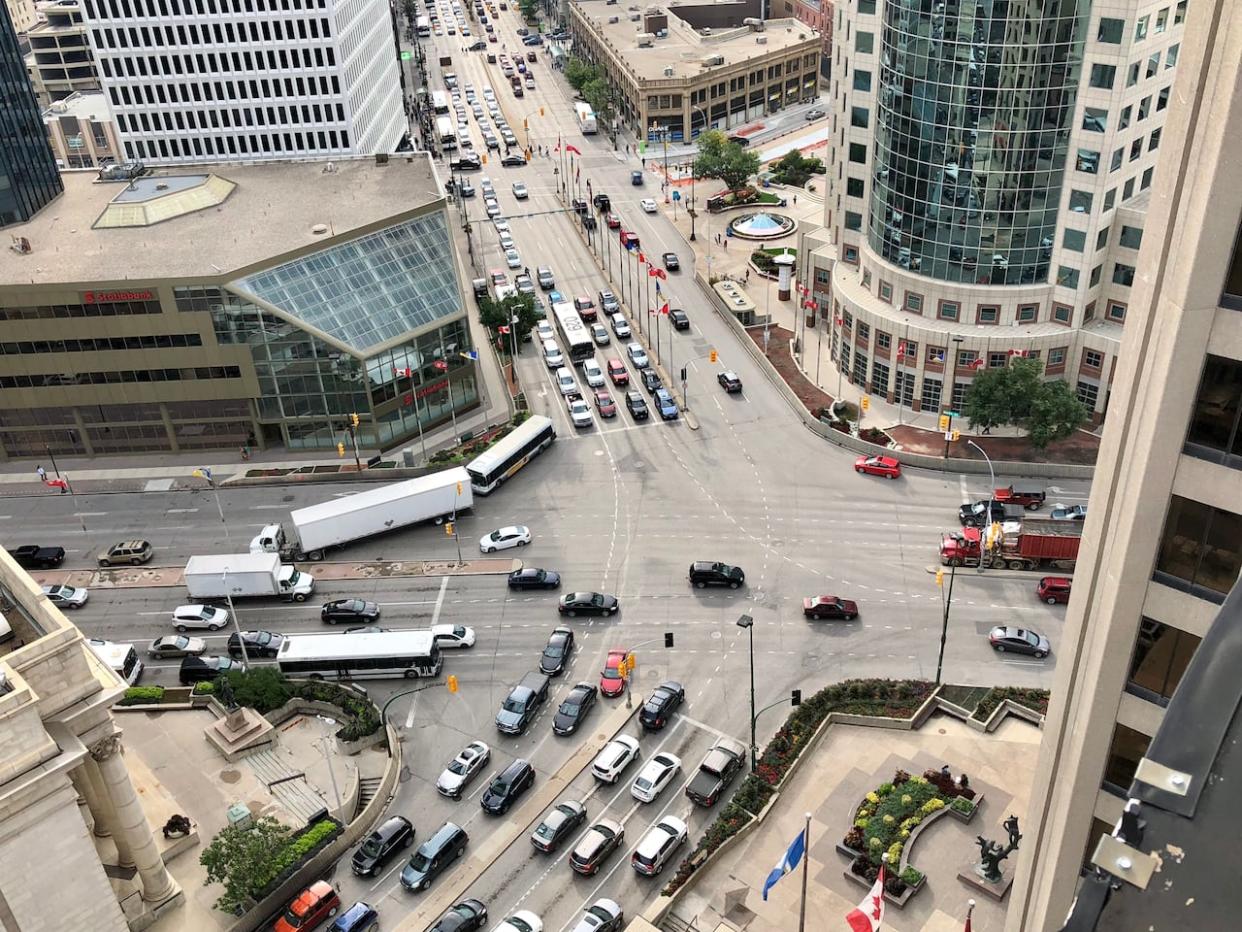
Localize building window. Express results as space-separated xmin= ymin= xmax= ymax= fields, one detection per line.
xmin=1155 ymin=496 xmax=1242 ymax=601
xmin=976 ymin=305 xmax=999 ymax=324
xmin=1113 ymin=263 xmax=1136 ymax=287
xmin=957 ymin=349 xmax=977 ymax=368
xmin=844 ymin=245 xmax=859 ymax=263
xmin=871 ymin=361 xmax=889 ymax=393
xmin=853 ymin=350 xmax=869 ymax=384
xmin=849 ymin=142 xmax=867 ymax=163
xmin=1084 ymin=349 xmax=1104 ymax=369
xmin=926 ymin=345 xmax=946 ymax=365
xmin=1149 ymin=127 xmax=1162 ymax=151
xmin=1119 ymin=226 xmax=1144 ymax=250
xmin=904 ymin=292 xmax=923 ymax=313
xmin=1097 ymin=17 xmax=1124 ymax=43
xmin=853 ymin=70 xmax=871 ymax=92
xmin=1157 ymin=86 xmax=1171 ymax=111
xmin=840 ymin=343 xmax=851 ymax=372
xmin=1069 ymin=190 xmax=1093 ymax=213
xmin=1076 ymin=149 xmax=1100 ymax=174
xmin=1085 ymin=301 xmax=1097 ymax=322
xmin=1104 ymin=188 xmax=1117 ymax=211
xmin=1090 ymin=265 xmax=1103 ymax=287
xmin=901 ymin=340 xmax=918 ymax=361
xmin=876 ymin=331 xmax=891 ymax=350
xmin=1063 ymin=229 xmax=1086 ymax=252
xmin=1048 ymin=347 xmax=1067 ymax=367
xmin=1053 ymin=304 xmax=1073 ymax=324
xmin=938 ymin=300 xmax=959 ymax=321
xmin=1130 ymin=138 xmax=1144 ymax=162
xmin=1110 ymin=148 xmax=1124 ymax=172
xmin=878 ymin=281 xmax=892 ymax=303
xmin=1076 ymin=381 xmax=1099 ymax=408
xmin=1127 ymin=619 xmax=1200 ymax=707
xmin=1184 ymin=354 xmax=1242 ymax=467
xmin=1167 ymin=44 xmax=1180 ymax=68
xmin=1107 ymin=301 xmax=1127 ymax=322
xmin=845 ymin=211 xmax=863 ymax=231
xmin=1082 ymin=107 xmax=1107 ymax=132
xmin=1175 ymin=1 xmax=1187 ymax=25
xmin=1135 ymin=15 xmax=1149 ymax=41
xmin=1089 ymin=64 xmax=1116 ymax=89
xmin=1142 ymin=167 xmax=1155 ymax=190
xmin=1057 ymin=266 xmax=1080 ymax=289
xmin=1097 ymin=226 xmax=1111 ymax=250
xmin=843 ymin=311 xmax=853 ymax=331
xmin=1102 ymin=723 xmax=1151 ymax=796
xmin=847 ymin=177 xmax=864 ymax=197
xmin=856 ymin=31 xmax=874 ymax=54
xmin=1127 ymin=62 xmax=1141 ymax=87
xmin=858 ymin=0 xmax=875 ymax=12
xmin=1017 ymin=304 xmax=1038 ymax=323
xmin=857 ymin=322 xmax=871 ymax=341
xmin=988 ymin=352 xmax=1007 ymax=369
xmin=1138 ymin=96 xmax=1151 ymax=121
xmin=861 ymin=268 xmax=872 ymax=289
xmin=851 ymin=106 xmax=870 ymax=128
xmin=920 ymin=376 xmax=942 ymax=410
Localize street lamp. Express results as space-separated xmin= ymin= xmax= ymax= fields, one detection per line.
xmin=967 ymin=439 xmax=996 ymax=573
xmin=943 ymin=335 xmax=965 ymax=458
xmin=736 ymin=613 xmax=757 ymax=770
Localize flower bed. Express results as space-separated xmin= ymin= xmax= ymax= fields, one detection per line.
xmin=973 ymin=686 xmax=1049 ymax=722
xmin=662 ymin=679 xmax=934 ymax=896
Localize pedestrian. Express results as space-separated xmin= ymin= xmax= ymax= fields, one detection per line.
xmin=524 ymin=266 xmax=530 ymax=278
xmin=745 ymin=269 xmax=750 ymax=283
xmin=793 ymin=194 xmax=798 ymax=204
xmin=240 ymin=444 xmax=251 ymax=461
xmin=36 ymin=465 xmax=46 ymax=482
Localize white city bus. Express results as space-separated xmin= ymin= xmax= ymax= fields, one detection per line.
xmin=574 ymin=102 xmax=598 ymax=134
xmin=551 ymin=301 xmax=595 ymax=366
xmin=436 ymin=115 xmax=458 ymax=151
xmin=432 ymin=90 xmax=450 ymax=114
xmin=466 ymin=415 xmax=556 ymax=495
xmin=277 ymin=631 xmax=442 ymax=680
xmin=88 ymin=637 xmax=144 ymax=685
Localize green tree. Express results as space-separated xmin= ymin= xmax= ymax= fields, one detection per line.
xmin=1026 ymin=380 xmax=1089 ymax=449
xmin=963 ymin=366 xmax=1012 ymax=433
xmin=479 ymin=293 xmax=539 ymax=351
xmin=694 ymin=129 xmax=760 ymax=193
xmin=771 ymin=149 xmax=825 ymax=186
xmin=581 ymin=76 xmax=614 ymax=127
xmin=565 ymin=58 xmax=601 ymax=93
xmin=401 ymin=0 xmax=416 ymax=22
xmin=519 ymin=0 xmax=539 ymax=25
xmin=200 ymin=817 xmax=291 ymax=913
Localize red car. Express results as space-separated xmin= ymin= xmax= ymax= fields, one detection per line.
xmin=605 ymin=212 xmax=621 ymax=229
xmin=620 ymin=229 xmax=640 ymax=248
xmin=802 ymin=595 xmax=859 ymax=620
xmin=273 ymin=881 xmax=340 ymax=932
xmin=1036 ymin=576 xmax=1072 ymax=604
xmin=574 ymin=296 xmax=597 ymax=322
xmin=855 ymin=455 xmax=902 ymax=479
xmin=606 ymin=358 xmax=629 ymax=386
xmin=600 ymin=649 xmax=629 ymax=697
xmin=594 ymin=390 xmax=617 ymax=417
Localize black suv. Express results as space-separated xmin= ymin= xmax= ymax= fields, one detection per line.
xmin=351 ymin=815 xmax=415 ymax=876
xmin=540 ymin=626 xmax=575 ymax=676
xmin=481 ymin=760 xmax=535 ymax=814
xmin=227 ymin=630 xmax=284 ymax=659
xmin=553 ymin=683 xmax=598 ymax=735
xmin=508 ymin=567 xmax=561 ymax=590
xmin=639 ymin=681 xmax=685 ymax=731
xmin=641 ymin=369 xmax=662 ymax=394
xmin=593 ymin=192 xmax=611 ymax=212
xmin=669 ymin=309 xmax=690 ymax=331
xmin=625 ymin=391 xmax=649 ymax=420
xmin=662 ymin=252 xmax=680 ymax=271
xmin=689 ymin=562 xmax=745 ymax=589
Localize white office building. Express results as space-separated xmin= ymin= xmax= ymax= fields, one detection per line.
xmin=79 ymin=0 xmax=407 ymax=164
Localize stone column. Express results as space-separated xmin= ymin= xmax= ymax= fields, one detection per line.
xmin=90 ymin=732 xmax=177 ymax=903
xmin=70 ymin=762 xmax=135 ymax=866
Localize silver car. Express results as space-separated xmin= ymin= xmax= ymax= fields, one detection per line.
xmin=41 ymin=583 xmax=88 ymax=608
xmin=171 ymin=604 xmax=229 ymax=632
xmin=436 ymin=740 xmax=491 ymax=798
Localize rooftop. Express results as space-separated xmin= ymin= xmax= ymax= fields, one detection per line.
xmin=572 ymin=1 xmax=819 ymax=82
xmin=1 ymin=155 xmax=445 ymax=289
xmin=41 ymin=90 xmax=112 ymax=123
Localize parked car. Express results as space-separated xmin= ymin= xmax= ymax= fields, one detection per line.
xmin=481 ymin=759 xmax=536 ymax=814
xmin=148 ymin=634 xmax=206 ymax=659
xmin=98 ymin=539 xmax=153 ymax=566
xmin=854 ymin=455 xmax=902 ymax=479
xmin=351 ymin=815 xmax=415 ymax=876
xmin=570 ymin=818 xmax=625 ymax=875
xmin=531 ymin=800 xmax=587 ymax=852
xmin=274 ymin=881 xmax=341 ymax=932
xmin=591 ymin=734 xmax=640 ymax=783
xmin=552 ymin=683 xmax=598 ymax=735
xmin=227 ymin=630 xmax=284 ymax=659
xmin=41 ymin=583 xmax=88 ymax=609
xmin=688 ymin=561 xmax=745 ymax=589
xmin=988 ymin=625 xmax=1051 ymax=658
xmin=639 ymin=682 xmax=685 ymax=730
xmin=321 ymin=599 xmax=380 ymax=625
xmin=631 ymin=816 xmax=688 ymax=876
xmin=802 ymin=596 xmax=859 ymax=620
xmin=508 ymin=567 xmax=561 ymax=590
xmin=717 ymin=371 xmax=742 ymax=393
xmin=436 ymin=741 xmax=491 ymax=798
xmin=631 ymin=752 xmax=681 ymax=802
xmin=558 ymin=591 xmax=619 ymax=617
xmin=540 ymin=626 xmax=575 ymax=676
xmin=480 ymin=525 xmax=531 ymax=552
xmin=1036 ymin=576 xmax=1072 ymax=604
xmin=172 ymin=604 xmax=228 ymax=631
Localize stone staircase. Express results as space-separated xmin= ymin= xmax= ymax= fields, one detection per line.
xmin=355 ymin=776 xmax=383 ymax=818
xmin=244 ymin=747 xmax=328 ymax=824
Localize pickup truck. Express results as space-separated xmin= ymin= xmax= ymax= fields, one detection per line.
xmin=958 ymin=500 xmax=1023 ymax=528
xmin=566 ymin=392 xmax=593 ymax=428
xmin=686 ymin=737 xmax=747 ymax=806
xmin=8 ymin=545 xmax=66 ymax=569
xmin=992 ymin=485 xmax=1046 ymax=510
xmin=495 ymin=671 xmax=551 ymax=735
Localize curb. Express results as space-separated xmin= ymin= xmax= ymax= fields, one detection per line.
xmin=394 ymin=702 xmax=640 ymax=931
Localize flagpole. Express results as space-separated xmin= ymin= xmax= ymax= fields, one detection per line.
xmin=797 ymin=813 xmax=811 ymax=932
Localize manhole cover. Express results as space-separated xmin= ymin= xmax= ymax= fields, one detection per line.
xmin=220 ymin=768 xmax=241 ymax=784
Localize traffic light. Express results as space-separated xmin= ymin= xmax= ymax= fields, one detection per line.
xmin=791 ymin=689 xmax=802 ymax=707
xmin=951 ymin=429 xmax=961 ymax=441
xmin=350 ymin=412 xmax=360 ymax=428
xmin=337 ymin=442 xmax=346 ymax=457
xmin=938 ymin=414 xmax=950 ymax=431
xmin=710 ymin=349 xmax=718 ymax=363
xmin=445 ymin=522 xmax=454 ymax=536
xmin=625 ymin=654 xmax=636 ymax=674
xmin=664 ymin=632 xmax=674 ymax=648
xmin=861 ymin=395 xmax=871 ymax=412
xmin=446 ymin=674 xmax=459 ymax=694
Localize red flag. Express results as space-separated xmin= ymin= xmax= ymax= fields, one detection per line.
xmin=897 ymin=340 xmax=907 ymax=355
xmin=648 ymin=267 xmax=667 ymax=280
xmin=845 ymin=865 xmax=885 ymax=932
xmin=433 ymin=360 xmax=448 ymax=372
xmin=638 ymin=251 xmax=647 ymax=265
xmin=834 ymin=316 xmax=844 ymax=325
xmin=1007 ymin=348 xmax=1029 ymax=357
xmin=393 ymin=366 xmax=413 ymax=377
xmin=403 ymin=393 xmax=414 ymax=406
xmin=45 ymin=477 xmax=68 ymax=490
xmin=970 ymin=357 xmax=986 ymax=370
xmin=497 ymin=325 xmax=511 ymax=334
xmin=659 ymin=302 xmax=670 ymax=315
xmin=565 ymin=143 xmax=582 ymax=155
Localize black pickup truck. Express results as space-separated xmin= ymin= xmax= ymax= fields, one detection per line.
xmin=686 ymin=737 xmax=747 ymax=806
xmin=495 ymin=671 xmax=551 ymax=735
xmin=8 ymin=545 xmax=66 ymax=569
xmin=958 ymin=500 xmax=1024 ymax=528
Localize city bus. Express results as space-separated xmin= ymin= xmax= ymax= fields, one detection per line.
xmin=88 ymin=637 xmax=144 ymax=685
xmin=432 ymin=90 xmax=450 ymax=114
xmin=436 ymin=115 xmax=458 ymax=151
xmin=415 ymin=15 xmax=431 ymax=37
xmin=574 ymin=102 xmax=598 ymax=135
xmin=276 ymin=631 xmax=442 ymax=680
xmin=551 ymin=301 xmax=595 ymax=366
xmin=466 ymin=415 xmax=556 ymax=495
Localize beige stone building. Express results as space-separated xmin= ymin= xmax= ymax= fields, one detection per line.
xmin=568 ymin=0 xmax=820 ymax=143
xmin=24 ymin=0 xmax=98 ymax=105
xmin=0 ymin=549 xmax=182 ymax=929
xmin=4 ymin=0 xmax=37 ymax=34
xmin=42 ymin=89 xmax=120 ymax=168
xmin=1007 ymin=2 xmax=1242 ymax=929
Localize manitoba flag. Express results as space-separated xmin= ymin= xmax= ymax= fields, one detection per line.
xmin=648 ymin=266 xmax=668 ymax=280
xmin=845 ymin=865 xmax=886 ymax=932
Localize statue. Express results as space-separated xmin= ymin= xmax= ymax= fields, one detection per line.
xmin=217 ymin=675 xmax=239 ymax=712
xmin=975 ymin=815 xmax=1022 ymax=883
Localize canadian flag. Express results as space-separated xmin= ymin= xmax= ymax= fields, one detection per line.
xmin=45 ymin=477 xmax=69 ymax=491
xmin=1007 ymin=348 xmax=1029 ymax=357
xmin=433 ymin=360 xmax=448 ymax=372
xmin=648 ymin=267 xmax=668 ymax=280
xmin=497 ymin=325 xmax=511 ymax=334
xmin=970 ymin=357 xmax=986 ymax=370
xmin=565 ymin=143 xmax=582 ymax=156
xmin=845 ymin=865 xmax=886 ymax=932
xmin=638 ymin=251 xmax=647 ymax=265
xmin=659 ymin=302 xmax=670 ymax=315
xmin=897 ymin=340 xmax=907 ymax=355
xmin=393 ymin=366 xmax=413 ymax=377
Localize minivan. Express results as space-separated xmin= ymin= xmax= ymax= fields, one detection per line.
xmin=400 ymin=822 xmax=469 ymax=891
xmin=543 ymin=339 xmax=564 ymax=369
xmin=351 ymin=815 xmax=415 ymax=876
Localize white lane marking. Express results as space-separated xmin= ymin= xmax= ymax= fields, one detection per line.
xmin=430 ymin=576 xmax=450 ymax=628
xmin=959 ymin=475 xmax=970 ymax=504
xmin=252 ymin=505 xmax=286 ymax=510
xmin=166 ymin=508 xmax=199 ymax=514
xmin=74 ymin=512 xmax=107 ymax=517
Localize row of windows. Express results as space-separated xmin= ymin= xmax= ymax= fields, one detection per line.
xmin=91 ymin=14 xmax=331 ymax=52
xmin=0 ymin=300 xmax=162 ymax=320
xmin=117 ymin=101 xmax=347 ymax=135
xmin=84 ymin=0 xmax=329 ymax=19
xmin=126 ymin=128 xmax=351 ymax=160
xmin=100 ymin=44 xmax=338 ymax=83
xmin=0 ymin=334 xmax=203 ymax=354
xmin=107 ymin=73 xmax=343 ymax=110
xmin=0 ymin=366 xmax=241 ymax=389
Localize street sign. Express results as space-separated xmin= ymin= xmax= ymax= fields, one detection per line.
xmin=672 ymin=190 xmax=681 ymax=201
xmin=944 ymin=431 xmax=955 ymax=441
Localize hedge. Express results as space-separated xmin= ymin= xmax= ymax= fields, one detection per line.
xmin=119 ymin=686 xmax=165 ymax=706
xmin=219 ymin=667 xmax=384 ymax=742
xmin=973 ymin=686 xmax=1049 ymax=722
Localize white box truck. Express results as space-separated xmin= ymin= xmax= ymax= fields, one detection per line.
xmin=249 ymin=466 xmax=473 ymax=561
xmin=184 ymin=553 xmax=315 ymax=602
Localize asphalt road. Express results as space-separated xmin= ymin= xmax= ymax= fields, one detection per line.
xmin=8 ymin=6 xmax=1093 ymax=932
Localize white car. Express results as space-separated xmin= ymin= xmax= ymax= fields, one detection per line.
xmin=591 ymin=734 xmax=641 ymax=783
xmin=499 ymin=232 xmax=515 ymax=250
xmin=172 ymin=604 xmax=229 ymax=632
xmin=631 ymin=815 xmax=689 ymax=876
xmin=505 ymin=248 xmax=522 ymax=269
xmin=486 ymin=200 xmax=502 ymax=219
xmin=535 ymin=320 xmax=555 ymax=342
xmin=610 ymin=313 xmax=631 ymax=338
xmin=492 ymin=216 xmax=509 ymax=232
xmin=590 ymin=323 xmax=610 ymax=346
xmin=513 ymin=182 xmax=529 ymax=199
xmin=41 ymin=583 xmax=88 ymax=608
xmin=480 ymin=525 xmax=532 ymax=553
xmin=640 ymin=198 xmax=658 ymax=213
xmin=569 ymin=898 xmax=624 ymax=932
xmin=582 ymin=358 xmax=605 ymax=388
xmin=436 ymin=740 xmax=491 ymax=798
xmin=431 ymin=623 xmax=476 ymax=648
xmin=494 ymin=912 xmax=544 ymax=932
xmin=630 ymin=751 xmax=681 ymax=802
xmin=555 ymin=366 xmax=578 ymax=395
xmin=626 ymin=342 xmax=650 ymax=368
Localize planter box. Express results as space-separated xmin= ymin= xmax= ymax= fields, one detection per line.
xmin=948 ymin=794 xmax=984 ymax=823
xmin=843 ymin=859 xmax=923 ymax=908
xmin=336 ymin=728 xmax=387 ymax=756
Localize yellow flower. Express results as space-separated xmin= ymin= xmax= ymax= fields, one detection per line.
xmin=866 ymin=792 xmax=880 ymax=804
xmin=901 ymin=794 xmax=913 ymax=806
xmin=883 ymin=814 xmax=895 ymax=825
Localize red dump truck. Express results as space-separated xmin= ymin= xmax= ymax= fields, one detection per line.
xmin=939 ymin=518 xmax=1081 ymax=571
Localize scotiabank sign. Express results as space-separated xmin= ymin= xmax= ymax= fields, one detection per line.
xmin=82 ymin=289 xmax=154 ymax=304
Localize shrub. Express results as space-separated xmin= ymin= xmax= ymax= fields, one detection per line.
xmin=921 ymin=798 xmax=945 ymax=815
xmin=973 ymin=686 xmax=1051 ymax=721
xmin=866 ymin=791 xmax=880 ymax=805
xmin=951 ymin=796 xmax=977 ymax=815
xmin=887 ymin=841 xmax=904 ymax=865
xmin=876 ymin=782 xmax=894 ymax=797
xmin=900 ymin=866 xmax=924 ymax=887
xmin=119 ymin=686 xmax=164 ymax=706
xmin=264 ymin=819 xmax=339 ymax=887
xmin=193 ymin=681 xmax=216 ymax=695
xmin=859 ymin=427 xmax=891 ymax=445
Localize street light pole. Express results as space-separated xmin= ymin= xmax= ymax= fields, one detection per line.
xmin=944 ymin=335 xmax=965 ymax=458
xmin=935 ymin=560 xmax=957 ymax=686
xmin=221 ymin=568 xmax=250 ymax=668
xmin=967 ymin=439 xmax=996 ymax=573
xmin=737 ymin=613 xmax=757 ymax=770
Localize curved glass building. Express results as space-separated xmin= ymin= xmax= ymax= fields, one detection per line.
xmin=869 ymin=0 xmax=1089 ymax=285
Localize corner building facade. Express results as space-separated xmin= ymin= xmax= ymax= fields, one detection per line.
xmin=801 ymin=0 xmax=1188 ymax=418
